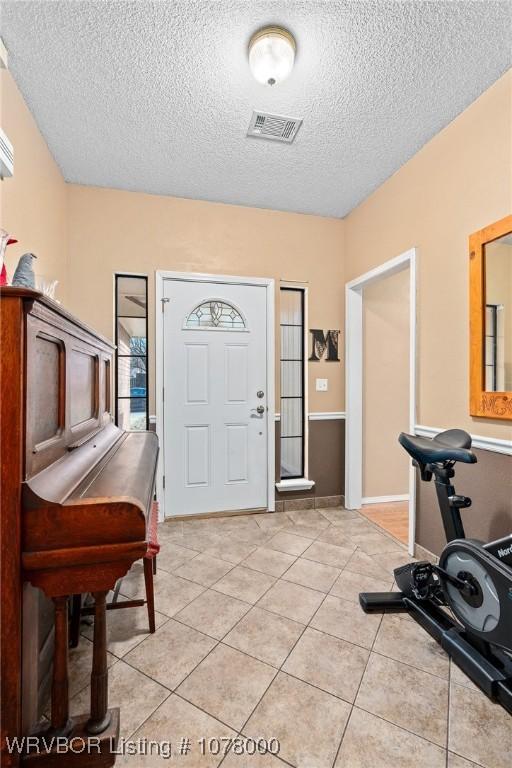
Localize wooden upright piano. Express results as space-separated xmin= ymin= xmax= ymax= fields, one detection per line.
xmin=0 ymin=287 xmax=159 ymax=767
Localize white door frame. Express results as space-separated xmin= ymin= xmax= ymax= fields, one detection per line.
xmin=345 ymin=248 xmax=418 ymax=555
xmin=155 ymin=270 xmax=275 ymax=519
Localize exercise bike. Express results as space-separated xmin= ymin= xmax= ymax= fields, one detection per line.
xmin=360 ymin=428 xmax=512 ymax=714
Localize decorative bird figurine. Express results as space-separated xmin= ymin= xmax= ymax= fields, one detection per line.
xmin=12 ymin=252 xmax=37 ymax=288
xmin=0 ymin=229 xmax=18 ymax=286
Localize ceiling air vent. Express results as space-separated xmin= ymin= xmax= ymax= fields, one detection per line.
xmin=247 ymin=111 xmax=302 ymax=143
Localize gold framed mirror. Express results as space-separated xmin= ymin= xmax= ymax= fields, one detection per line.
xmin=469 ymin=214 xmax=512 ymax=420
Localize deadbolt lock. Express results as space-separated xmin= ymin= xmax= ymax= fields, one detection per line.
xmin=257 ymin=390 xmax=265 ymax=398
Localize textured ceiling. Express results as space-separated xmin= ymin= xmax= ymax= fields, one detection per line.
xmin=2 ymin=1 xmax=511 ymax=218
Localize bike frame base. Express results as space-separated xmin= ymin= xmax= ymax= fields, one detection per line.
xmin=360 ymin=591 xmax=512 ymax=715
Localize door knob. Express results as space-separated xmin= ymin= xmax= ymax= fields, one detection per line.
xmin=250 ymin=405 xmax=265 ymax=417
xmin=256 ymin=405 xmax=265 ymax=414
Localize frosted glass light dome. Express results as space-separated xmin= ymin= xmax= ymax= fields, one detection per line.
xmin=248 ymin=27 xmax=296 ymax=86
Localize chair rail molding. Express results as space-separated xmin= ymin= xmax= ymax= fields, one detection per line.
xmin=275 ymin=411 xmax=346 ymax=421
xmin=309 ymin=411 xmax=346 ymax=420
xmin=414 ymin=425 xmax=512 ymax=456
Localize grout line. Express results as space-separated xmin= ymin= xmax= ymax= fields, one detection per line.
xmin=110 ymin=614 xmax=175 ymax=658
xmin=330 ymin=597 xmax=385 ymax=765
xmin=172 ymin=687 xmax=251 ymax=735
xmin=70 ymin=656 xmax=174 ymax=744
xmin=329 ymin=704 xmax=353 ymax=768
xmin=298 ymin=588 xmax=387 ymax=654
xmin=171 ymin=552 xmax=242 ymax=588
xmin=446 ymin=661 xmax=452 ymax=768
xmin=114 ymin=656 xmax=172 ymax=694
xmin=221 ymin=605 xmax=304 ymax=657
xmin=301 ymin=551 xmax=357 ymax=568
xmin=170 ymin=600 xmax=254 ymax=642
xmin=447 ymin=746 xmax=486 ymax=768
xmin=65 ymin=656 xmax=121 ymax=708
xmin=156 ymin=554 xmax=290 ymax=713
xmin=124 ymin=691 xmax=174 ymax=743
xmin=235 ymin=586 xmax=358 ymax=767
xmin=348 ymin=608 xmax=383 ymax=689
xmin=171 ymin=643 xmax=278 ymax=741
xmin=269 ymin=666 xmax=356 ymax=709
xmin=343 ymin=611 xmax=451 ymax=755
xmin=217 ymin=738 xmax=294 ymax=768
xmin=367 ymin=648 xmax=451 ymax=684
xmin=161 ymin=612 xmax=367 ymax=711
xmin=81 ymin=610 xmax=174 ymax=661
xmin=351 ymin=704 xmax=450 ymax=755
xmin=281 ymin=575 xmax=341 ymax=594
xmin=237 ymin=590 xmax=329 ymax=738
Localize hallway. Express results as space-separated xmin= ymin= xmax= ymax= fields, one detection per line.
xmin=359 ymin=501 xmax=409 ymax=545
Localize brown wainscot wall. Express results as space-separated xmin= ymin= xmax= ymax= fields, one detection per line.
xmin=416 ymin=446 xmax=512 ymax=557
xmin=275 ymin=417 xmax=345 ymax=512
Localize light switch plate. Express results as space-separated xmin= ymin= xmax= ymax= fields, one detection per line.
xmin=316 ymin=378 xmax=328 ymax=392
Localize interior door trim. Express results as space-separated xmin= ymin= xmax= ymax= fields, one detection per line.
xmin=345 ymin=248 xmax=418 ymax=556
xmin=155 ymin=270 xmax=275 ymax=519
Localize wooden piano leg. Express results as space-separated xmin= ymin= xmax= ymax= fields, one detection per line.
xmin=143 ymin=557 xmax=156 ymax=633
xmin=69 ymin=593 xmax=82 ymax=649
xmin=87 ymin=591 xmax=111 ymax=735
xmin=50 ymin=596 xmax=72 ymax=736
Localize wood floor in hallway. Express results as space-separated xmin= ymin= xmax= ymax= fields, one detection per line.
xmin=359 ymin=501 xmax=409 ymax=544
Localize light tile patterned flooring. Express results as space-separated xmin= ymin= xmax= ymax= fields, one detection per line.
xmin=71 ymin=507 xmax=511 ymax=768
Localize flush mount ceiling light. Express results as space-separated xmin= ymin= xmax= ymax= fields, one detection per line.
xmin=248 ymin=26 xmax=296 ymax=86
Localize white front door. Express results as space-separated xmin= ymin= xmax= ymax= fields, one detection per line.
xmin=162 ymin=277 xmax=270 ymax=516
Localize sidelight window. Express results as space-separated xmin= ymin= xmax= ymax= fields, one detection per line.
xmin=115 ymin=274 xmax=149 ymax=431
xmin=280 ymin=287 xmax=305 ymax=479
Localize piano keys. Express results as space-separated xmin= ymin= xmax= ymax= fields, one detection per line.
xmin=0 ymin=287 xmax=158 ymax=767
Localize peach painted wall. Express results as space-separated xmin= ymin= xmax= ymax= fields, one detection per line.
xmin=0 ymin=71 xmax=68 ymax=301
xmin=66 ymin=184 xmax=345 ymax=415
xmin=346 ymin=69 xmax=512 ymax=443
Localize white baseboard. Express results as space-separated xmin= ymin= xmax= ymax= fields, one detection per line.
xmin=414 ymin=542 xmax=439 ymax=564
xmin=362 ymin=494 xmax=410 ymax=505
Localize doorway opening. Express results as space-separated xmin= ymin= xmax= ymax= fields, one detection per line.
xmin=345 ymin=249 xmax=417 ymax=554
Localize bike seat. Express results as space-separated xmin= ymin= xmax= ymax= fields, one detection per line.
xmin=399 ymin=429 xmax=477 ymax=465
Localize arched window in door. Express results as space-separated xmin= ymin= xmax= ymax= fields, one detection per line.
xmin=184 ymin=300 xmax=246 ymax=330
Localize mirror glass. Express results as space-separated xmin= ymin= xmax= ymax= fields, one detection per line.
xmin=484 ymin=232 xmax=512 ymax=391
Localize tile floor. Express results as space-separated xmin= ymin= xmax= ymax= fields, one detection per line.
xmin=70 ymin=507 xmax=511 ymax=768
